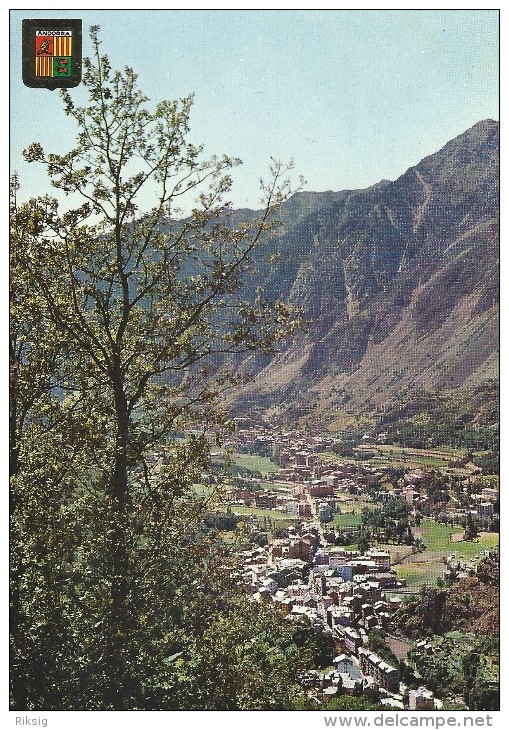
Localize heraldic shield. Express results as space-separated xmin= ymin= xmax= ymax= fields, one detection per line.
xmin=22 ymin=18 xmax=82 ymax=89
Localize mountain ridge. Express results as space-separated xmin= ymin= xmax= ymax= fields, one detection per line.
xmin=232 ymin=119 xmax=499 ymax=424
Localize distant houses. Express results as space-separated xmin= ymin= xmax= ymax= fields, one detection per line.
xmin=227 ymin=422 xmax=495 ymax=710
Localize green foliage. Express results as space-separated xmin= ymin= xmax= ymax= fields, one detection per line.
xmin=462 ymin=512 xmax=479 ymax=541
xmin=331 ymin=438 xmax=358 ymax=457
xmin=381 ymin=383 xmax=499 ymax=452
xmin=472 ymin=451 xmax=499 ymax=475
xmin=161 ymin=598 xmax=308 ymax=710
xmin=475 ymin=549 xmax=499 ymax=585
xmin=362 ymin=497 xmax=417 ymax=545
xmin=367 ymin=630 xmax=399 ymax=667
xmin=250 ymin=531 xmax=269 ymax=547
xmin=394 ymin=551 xmax=499 ymax=640
xmin=11 ymin=28 xmax=304 ymax=710
xmin=395 ymin=587 xmax=450 ymax=637
xmin=325 ymin=696 xmax=378 ymax=711
xmin=202 ymin=511 xmax=240 ymax=532
xmin=291 ymin=622 xmax=335 ymax=669
xmin=357 ymin=532 xmax=371 ymax=554
xmin=408 ymin=633 xmax=499 ymax=709
xmin=292 ymin=696 xmax=322 ymax=710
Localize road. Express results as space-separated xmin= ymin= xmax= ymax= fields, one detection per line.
xmin=305 ymin=489 xmax=326 ymax=544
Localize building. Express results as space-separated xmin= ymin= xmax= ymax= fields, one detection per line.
xmin=355 ymin=581 xmax=382 ymax=604
xmin=366 ymin=550 xmax=391 ymax=572
xmin=344 ymin=627 xmax=363 ymax=654
xmin=477 ymin=502 xmax=494 ymax=520
xmin=309 ymin=483 xmax=334 ymax=498
xmin=319 ymin=502 xmax=333 ymax=522
xmin=260 ymin=577 xmax=278 ymax=595
xmin=327 ymin=604 xmax=350 ymax=625
xmin=349 ymin=559 xmax=378 ymax=575
xmin=313 ymin=548 xmax=330 ymax=566
xmin=331 ymin=564 xmax=354 ymax=582
xmin=358 ymin=648 xmax=399 ymax=693
xmin=255 ymin=492 xmax=278 ymax=509
xmin=298 ymin=502 xmax=312 ymax=518
xmin=285 ymin=500 xmax=300 ymax=514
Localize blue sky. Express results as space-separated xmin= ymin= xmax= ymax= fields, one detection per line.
xmin=10 ymin=8 xmax=499 ymax=210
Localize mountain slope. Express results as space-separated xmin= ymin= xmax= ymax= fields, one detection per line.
xmin=234 ymin=120 xmax=499 ymax=421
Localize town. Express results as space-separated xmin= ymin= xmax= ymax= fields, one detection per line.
xmin=210 ymin=420 xmax=500 ymax=710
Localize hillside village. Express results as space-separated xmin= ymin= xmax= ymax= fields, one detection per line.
xmin=217 ymin=421 xmax=499 ymax=710
xmin=227 ymin=423 xmax=498 ymax=525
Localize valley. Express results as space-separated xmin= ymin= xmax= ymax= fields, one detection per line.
xmin=201 ymin=416 xmax=499 ymax=709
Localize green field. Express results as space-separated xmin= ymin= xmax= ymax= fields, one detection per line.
xmin=370 ymin=454 xmax=449 ymax=469
xmin=388 ymin=522 xmax=499 ymax=588
xmin=231 ymin=453 xmax=280 ymax=475
xmin=331 ymin=498 xmax=372 ymax=528
xmin=331 ymin=512 xmax=362 ymax=528
xmin=321 ymin=443 xmax=473 ymax=476
xmin=231 ymin=505 xmax=298 ymax=523
xmin=326 ymin=411 xmax=376 ymax=432
xmin=415 ymin=521 xmax=499 ymax=556
xmin=337 ymin=498 xmax=372 ymax=511
xmin=394 ymin=561 xmax=445 ymax=587
xmin=354 ymin=444 xmax=464 ymax=471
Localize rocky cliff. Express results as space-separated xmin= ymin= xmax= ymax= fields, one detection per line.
xmin=235 ymin=120 xmax=499 ymax=422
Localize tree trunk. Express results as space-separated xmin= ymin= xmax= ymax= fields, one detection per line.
xmin=105 ymin=358 xmax=131 ymax=709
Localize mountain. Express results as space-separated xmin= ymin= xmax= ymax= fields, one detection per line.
xmin=233 ymin=120 xmax=499 ymax=424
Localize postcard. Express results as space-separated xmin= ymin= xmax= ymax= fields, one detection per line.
xmin=8 ymin=7 xmax=501 ymax=727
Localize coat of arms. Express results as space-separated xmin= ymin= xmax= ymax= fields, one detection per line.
xmin=22 ymin=18 xmax=82 ymax=89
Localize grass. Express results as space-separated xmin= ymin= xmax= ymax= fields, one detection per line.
xmin=318 ymin=445 xmax=469 ymax=474
xmin=415 ymin=521 xmax=499 ymax=557
xmin=370 ymin=454 xmax=449 ymax=469
xmin=326 ymin=411 xmax=376 ymax=432
xmin=385 ymin=522 xmax=499 ymax=588
xmin=231 ymin=505 xmax=298 ymax=523
xmin=438 ymin=446 xmax=469 ymax=456
xmin=322 ymin=443 xmax=473 ymax=476
xmin=231 ymin=453 xmax=280 ymax=476
xmin=375 ymin=444 xmax=465 ymax=458
xmin=394 ymin=562 xmax=445 ymax=587
xmin=355 ymin=445 xmax=452 ymax=470
xmin=331 ymin=498 xmax=373 ymax=528
xmin=331 ymin=512 xmax=362 ymax=528
xmin=336 ymin=498 xmax=372 ymax=511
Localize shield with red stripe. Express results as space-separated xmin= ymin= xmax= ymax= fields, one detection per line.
xmin=22 ymin=19 xmax=81 ymax=89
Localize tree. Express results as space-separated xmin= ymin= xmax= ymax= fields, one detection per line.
xmin=366 ymin=629 xmax=399 ymax=667
xmin=462 ymin=651 xmax=481 ymax=708
xmin=13 ymin=27 xmax=303 ymax=710
xmin=171 ymin=598 xmax=307 ymax=710
xmin=357 ymin=533 xmax=371 ymax=554
xmin=326 ymin=696 xmax=377 ymax=711
xmin=463 ymin=512 xmax=479 ymax=542
xmin=10 ymin=180 xmax=94 ymax=709
xmin=291 ymin=620 xmax=335 ymax=669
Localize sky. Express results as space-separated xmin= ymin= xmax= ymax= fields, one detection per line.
xmin=9 ymin=8 xmax=499 ymax=211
